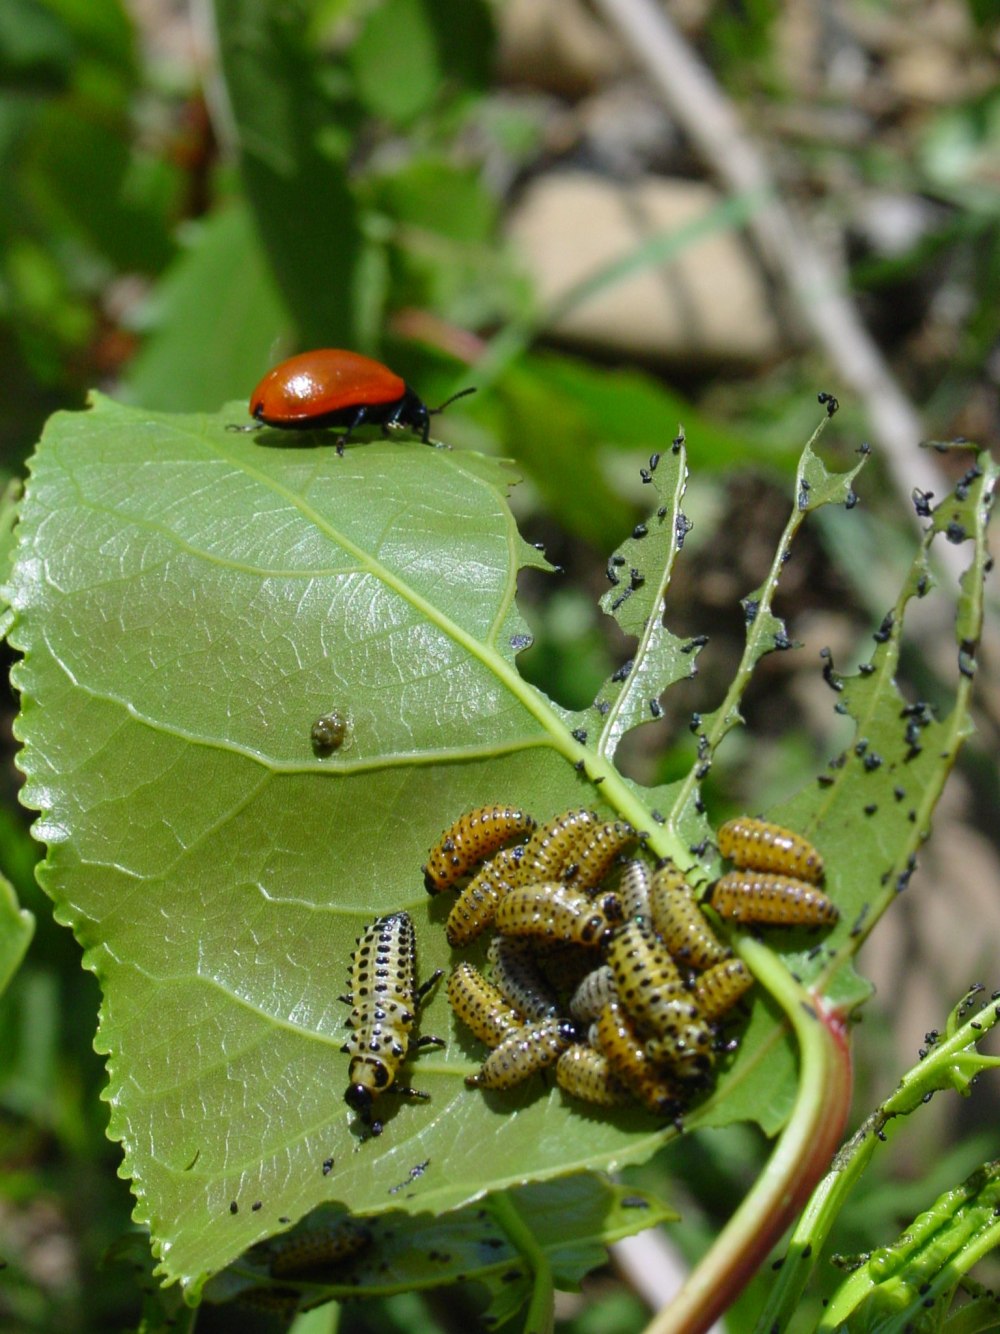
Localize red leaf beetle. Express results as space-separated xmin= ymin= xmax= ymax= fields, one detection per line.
xmin=239 ymin=348 xmax=475 ymax=454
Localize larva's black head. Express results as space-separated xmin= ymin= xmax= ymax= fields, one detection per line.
xmin=558 ymin=1019 xmax=582 ymax=1044
xmin=600 ymin=892 xmax=625 ymax=925
xmin=345 ymin=1083 xmax=372 ymax=1117
xmin=346 ymin=1083 xmax=385 ymax=1136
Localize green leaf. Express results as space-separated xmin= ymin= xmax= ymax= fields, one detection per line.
xmin=495 ymin=363 xmax=635 ymax=548
xmin=8 ymin=396 xmax=987 ymax=1306
xmin=0 ymin=871 xmax=34 ymax=998
xmin=350 ymin=0 xmax=494 ymax=125
xmin=0 ymin=476 xmax=23 ymax=631
xmin=350 ymin=0 xmax=441 ymax=125
xmin=524 ymin=352 xmax=797 ymax=471
xmin=0 ymin=0 xmax=74 ymax=92
xmin=202 ymin=1176 xmax=674 ymax=1318
xmin=586 ymin=440 xmax=701 ymax=761
xmin=213 ymin=0 xmax=362 ymax=348
xmin=123 ymin=203 xmax=289 ymax=411
xmin=28 ymin=105 xmax=178 ymax=273
xmin=369 ymin=159 xmax=498 ymax=244
xmin=7 ymin=396 xmax=666 ymax=1293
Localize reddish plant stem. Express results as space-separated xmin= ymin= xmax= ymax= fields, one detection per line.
xmin=643 ymin=947 xmax=854 ymax=1334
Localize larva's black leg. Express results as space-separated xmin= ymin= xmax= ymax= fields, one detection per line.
xmin=416 ymin=968 xmax=444 ymax=1003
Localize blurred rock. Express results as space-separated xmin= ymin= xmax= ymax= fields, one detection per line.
xmin=507 ymin=171 xmax=787 ymax=366
xmin=497 ymin=0 xmax=631 ymax=97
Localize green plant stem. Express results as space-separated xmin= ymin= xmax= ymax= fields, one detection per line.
xmin=755 ymin=990 xmax=1000 ymax=1328
xmin=487 ymin=1190 xmax=555 ymax=1334
xmin=821 ymin=1199 xmax=1000 ymax=1330
xmin=641 ymin=938 xmax=853 ymax=1334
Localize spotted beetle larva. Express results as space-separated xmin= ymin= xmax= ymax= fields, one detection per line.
xmin=423 ymin=805 xmax=536 ymax=894
xmin=447 ymin=962 xmax=526 ymax=1049
xmin=269 ymin=1218 xmax=372 ymax=1277
xmin=710 ymin=872 xmax=839 ymax=927
xmin=555 ymin=1043 xmax=632 ymax=1107
xmin=445 ymin=845 xmax=523 ymax=947
xmin=465 ymin=1017 xmax=578 ymax=1090
xmin=649 ymin=862 xmax=730 ymax=969
xmin=563 ymin=821 xmax=637 ymax=891
xmin=617 ymin=858 xmax=651 ymax=920
xmin=511 ymin=808 xmax=597 ymax=885
xmin=593 ymin=1002 xmax=684 ymax=1118
xmin=606 ymin=918 xmax=684 ymax=1014
xmin=486 ymin=935 xmax=561 ymax=1021
xmin=692 ymin=958 xmax=754 ymax=1022
xmin=643 ymin=1017 xmax=715 ymax=1080
xmin=342 ymin=912 xmax=443 ymax=1136
xmin=718 ymin=817 xmax=824 ymax=884
xmin=568 ymin=963 xmax=618 ymax=1023
xmin=495 ymin=883 xmax=623 ymax=948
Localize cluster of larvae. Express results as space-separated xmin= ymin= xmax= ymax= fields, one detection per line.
xmin=424 ymin=805 xmax=837 ymax=1117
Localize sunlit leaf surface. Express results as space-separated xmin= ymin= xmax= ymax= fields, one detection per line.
xmin=7 ymin=395 xmax=988 ymax=1296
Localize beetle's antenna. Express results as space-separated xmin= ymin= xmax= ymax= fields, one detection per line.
xmin=430 ymin=386 xmax=476 ymax=415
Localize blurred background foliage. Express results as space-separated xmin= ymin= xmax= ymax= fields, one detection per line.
xmin=0 ymin=0 xmax=998 ymax=1330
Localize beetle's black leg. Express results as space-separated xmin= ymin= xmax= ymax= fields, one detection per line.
xmin=337 ymin=406 xmax=369 ymax=455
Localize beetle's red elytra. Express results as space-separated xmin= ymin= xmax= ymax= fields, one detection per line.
xmin=243 ymin=349 xmax=475 ymax=454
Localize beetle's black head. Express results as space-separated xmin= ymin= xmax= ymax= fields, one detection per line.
xmin=397 ymin=387 xmax=431 ymax=442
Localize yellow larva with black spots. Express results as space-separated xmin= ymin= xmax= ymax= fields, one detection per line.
xmin=605 ymin=918 xmax=715 ymax=1077
xmin=718 ymin=817 xmax=824 ymax=884
xmin=510 ymin=808 xmax=597 ymax=885
xmin=692 ymin=958 xmax=755 ymax=1022
xmin=563 ymin=821 xmax=637 ymax=891
xmin=710 ymin=872 xmax=839 ymax=927
xmin=593 ymin=1002 xmax=684 ymax=1118
xmin=445 ymin=845 xmax=523 ymax=947
xmin=494 ymin=883 xmax=623 ymax=948
xmin=643 ymin=1013 xmax=715 ymax=1080
xmin=486 ymin=935 xmax=562 ymax=1021
xmin=269 ymin=1218 xmax=372 ymax=1277
xmin=605 ymin=918 xmax=688 ymax=1026
xmin=618 ymin=858 xmax=651 ymax=920
xmin=423 ymin=805 xmax=536 ymax=894
xmin=465 ymin=1017 xmax=578 ymax=1090
xmin=342 ymin=912 xmax=443 ymax=1136
xmin=446 ymin=962 xmax=526 ymax=1049
xmin=555 ymin=1043 xmax=632 ymax=1107
xmin=649 ymin=862 xmax=730 ymax=970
